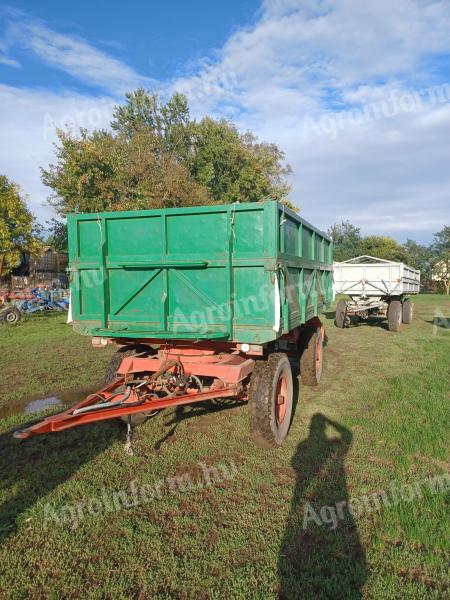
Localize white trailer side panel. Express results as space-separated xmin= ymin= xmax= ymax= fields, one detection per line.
xmin=333 ymin=258 xmax=420 ymax=298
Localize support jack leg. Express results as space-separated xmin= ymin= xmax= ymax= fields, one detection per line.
xmin=124 ymin=416 xmax=134 ymax=456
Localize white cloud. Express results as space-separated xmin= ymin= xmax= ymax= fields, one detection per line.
xmin=0 ymin=37 xmax=21 ymax=68
xmin=0 ymin=1 xmax=449 ymax=244
xmin=8 ymin=20 xmax=155 ymax=93
xmin=0 ymin=16 xmax=157 ymax=224
xmin=170 ymin=0 xmax=450 ymax=242
xmin=0 ymin=54 xmax=20 ymax=68
xmin=0 ymin=84 xmax=114 ymax=222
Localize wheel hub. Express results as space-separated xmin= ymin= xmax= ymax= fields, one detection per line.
xmin=275 ymin=374 xmax=288 ymax=424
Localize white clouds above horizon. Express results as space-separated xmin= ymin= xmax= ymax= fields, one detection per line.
xmin=0 ymin=54 xmax=20 ymax=67
xmin=0 ymin=84 xmax=115 ymax=223
xmin=7 ymin=19 xmax=153 ymax=93
xmin=0 ymin=38 xmax=20 ymax=68
xmin=171 ymin=0 xmax=450 ymax=241
xmin=0 ymin=0 xmax=449 ymax=242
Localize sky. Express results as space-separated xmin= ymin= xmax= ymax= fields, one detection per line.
xmin=0 ymin=0 xmax=449 ymax=244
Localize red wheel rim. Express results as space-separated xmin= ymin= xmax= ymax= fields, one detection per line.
xmin=315 ymin=335 xmax=323 ymax=376
xmin=275 ymin=372 xmax=288 ymax=424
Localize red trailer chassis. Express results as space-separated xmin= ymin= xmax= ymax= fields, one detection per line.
xmin=13 ymin=342 xmax=257 ymax=440
xmin=14 ymin=320 xmax=324 ymax=449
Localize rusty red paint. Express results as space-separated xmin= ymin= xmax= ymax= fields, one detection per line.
xmin=14 ymin=324 xmax=324 ymax=441
xmin=14 ymin=381 xmax=241 ymax=439
xmin=13 ymin=344 xmax=253 ymax=439
xmin=118 ymin=350 xmax=254 ymax=385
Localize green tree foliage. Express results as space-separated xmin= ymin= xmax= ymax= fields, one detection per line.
xmin=189 ymin=118 xmax=291 ymax=203
xmin=0 ymin=175 xmax=42 ymax=279
xmin=42 ymin=89 xmax=292 ymax=215
xmin=327 ymin=221 xmax=362 ymax=261
xmin=403 ymin=239 xmax=433 ymax=282
xmin=328 ymin=222 xmax=438 ymax=285
xmin=358 ymin=235 xmax=408 ymax=262
xmin=46 ymin=218 xmax=68 ymax=253
xmin=111 ymin=89 xmax=191 ymax=161
xmin=431 ymin=226 xmax=450 ymax=294
xmin=42 ymin=128 xmax=209 ymax=214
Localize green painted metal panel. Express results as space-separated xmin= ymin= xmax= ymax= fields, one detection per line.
xmin=68 ymin=200 xmax=333 ymax=344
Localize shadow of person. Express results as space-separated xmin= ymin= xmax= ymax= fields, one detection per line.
xmin=425 ymin=317 xmax=450 ymax=329
xmin=278 ymin=414 xmax=367 ymax=599
xmin=0 ymin=418 xmax=120 ymax=544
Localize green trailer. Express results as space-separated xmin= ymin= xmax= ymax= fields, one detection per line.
xmin=16 ymin=200 xmax=333 ymax=449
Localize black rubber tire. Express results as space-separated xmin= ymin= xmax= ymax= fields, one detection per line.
xmin=101 ymin=347 xmax=137 ymax=387
xmin=102 ymin=346 xmax=152 ymax=426
xmin=402 ymin=299 xmax=413 ymax=324
xmin=248 ymin=353 xmax=293 ymax=448
xmin=388 ymin=300 xmax=402 ymax=332
xmin=1 ymin=307 xmax=21 ymax=325
xmin=335 ymin=299 xmax=347 ymax=328
xmin=299 ymin=327 xmax=323 ymax=386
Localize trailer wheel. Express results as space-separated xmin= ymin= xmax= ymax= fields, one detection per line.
xmin=248 ymin=353 xmax=293 ymax=448
xmin=335 ymin=299 xmax=347 ymax=328
xmin=1 ymin=307 xmax=21 ymax=325
xmin=299 ymin=326 xmax=324 ymax=386
xmin=388 ymin=300 xmax=402 ymax=332
xmin=101 ymin=347 xmax=136 ymax=388
xmin=402 ymin=299 xmax=413 ymax=324
xmin=102 ymin=347 xmax=153 ymax=426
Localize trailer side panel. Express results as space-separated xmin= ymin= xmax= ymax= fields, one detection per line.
xmin=68 ymin=200 xmax=333 ymax=344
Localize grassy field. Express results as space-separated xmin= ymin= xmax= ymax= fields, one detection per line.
xmin=0 ymin=295 xmax=449 ymax=599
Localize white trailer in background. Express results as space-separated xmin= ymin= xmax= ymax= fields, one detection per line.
xmin=333 ymin=256 xmax=420 ymax=332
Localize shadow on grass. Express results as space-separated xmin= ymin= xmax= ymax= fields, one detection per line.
xmin=0 ymin=419 xmax=120 ymax=544
xmin=323 ymin=311 xmax=337 ymax=321
xmin=153 ymin=399 xmax=246 ymax=450
xmin=325 ymin=309 xmax=391 ymax=331
xmin=425 ymin=318 xmax=450 ymax=329
xmin=365 ymin=319 xmax=389 ymax=331
xmin=278 ymin=414 xmax=367 ymax=599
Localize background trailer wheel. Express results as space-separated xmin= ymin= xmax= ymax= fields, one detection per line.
xmin=0 ymin=307 xmax=21 ymax=325
xmin=333 ymin=256 xmax=420 ymax=333
xmin=299 ymin=326 xmax=324 ymax=386
xmin=402 ymin=299 xmax=414 ymax=324
xmin=335 ymin=299 xmax=347 ymax=328
xmin=388 ymin=300 xmax=402 ymax=332
xmin=248 ymin=353 xmax=293 ymax=448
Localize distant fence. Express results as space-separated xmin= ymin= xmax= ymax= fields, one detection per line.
xmin=10 ymin=272 xmax=69 ymax=289
xmin=29 ymin=248 xmax=68 ymax=273
xmin=0 ymin=248 xmax=69 ymax=292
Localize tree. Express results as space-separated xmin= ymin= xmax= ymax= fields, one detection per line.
xmin=42 ymin=128 xmax=210 ymax=215
xmin=358 ymin=235 xmax=408 ymax=262
xmin=46 ymin=218 xmax=68 ymax=253
xmin=0 ymin=175 xmax=42 ymax=279
xmin=42 ymin=89 xmax=292 ymax=214
xmin=111 ymin=89 xmax=191 ymax=162
xmin=431 ymin=226 xmax=450 ymax=294
xmin=402 ymin=239 xmax=433 ymax=284
xmin=189 ymin=118 xmax=291 ymax=203
xmin=327 ymin=221 xmax=362 ymax=261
